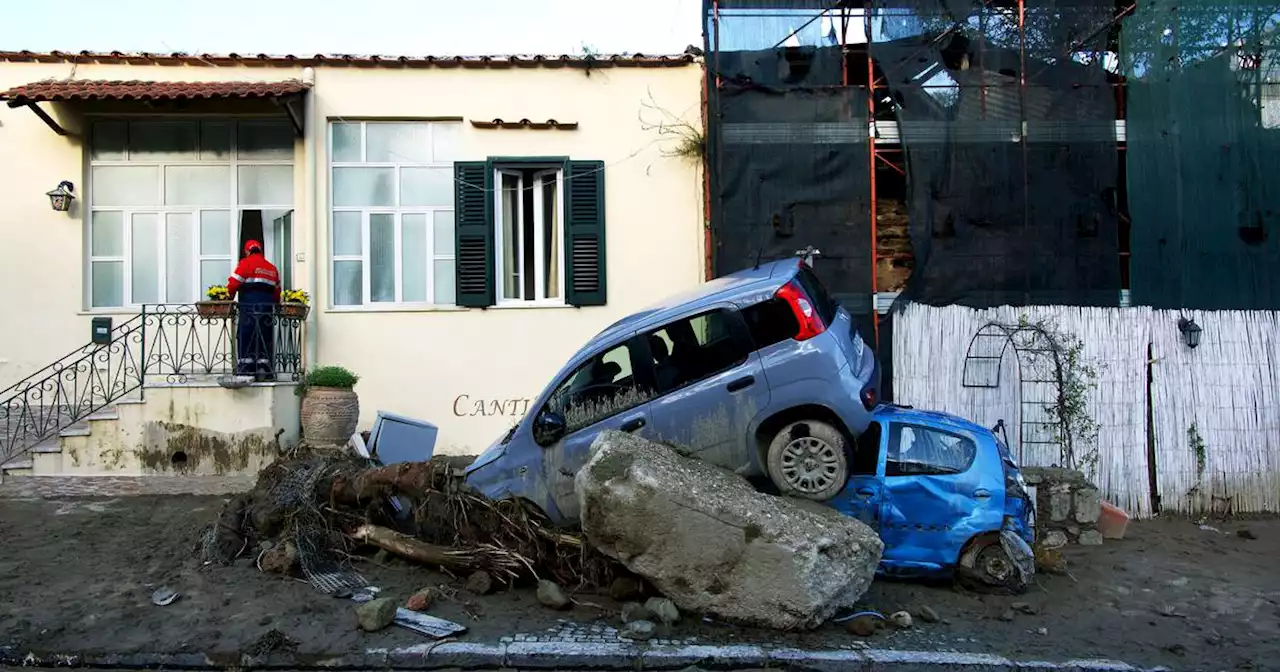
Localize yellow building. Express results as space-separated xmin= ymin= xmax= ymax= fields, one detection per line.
xmin=0 ymin=50 xmax=705 ymax=478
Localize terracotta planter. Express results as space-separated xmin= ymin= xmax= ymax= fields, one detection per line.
xmin=301 ymin=386 xmax=359 ymax=445
xmin=196 ymin=300 xmax=234 ymax=318
xmin=280 ymin=302 xmax=310 ymax=320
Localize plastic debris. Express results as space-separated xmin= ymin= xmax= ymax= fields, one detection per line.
xmin=394 ymin=608 xmax=467 ymax=638
xmin=150 ymin=587 xmax=179 ymax=606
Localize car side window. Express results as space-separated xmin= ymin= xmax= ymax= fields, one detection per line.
xmin=852 ymin=420 xmax=883 ymax=476
xmin=645 ymin=308 xmax=750 ymax=394
xmin=885 ymin=423 xmax=977 ymax=477
xmin=741 ymin=297 xmax=799 ymax=349
xmin=544 ymin=341 xmax=653 ymax=436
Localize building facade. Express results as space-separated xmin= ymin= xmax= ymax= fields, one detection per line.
xmin=0 ymin=50 xmax=705 ymax=475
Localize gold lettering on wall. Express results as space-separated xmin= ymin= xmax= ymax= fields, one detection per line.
xmin=452 ymin=394 xmax=533 ymax=418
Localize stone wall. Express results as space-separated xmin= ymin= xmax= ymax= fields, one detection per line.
xmin=1023 ymin=467 xmax=1103 ymax=547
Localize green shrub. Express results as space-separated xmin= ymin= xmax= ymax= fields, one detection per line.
xmin=298 ymin=365 xmax=359 ymax=396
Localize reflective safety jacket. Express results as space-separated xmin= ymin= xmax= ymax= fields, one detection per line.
xmin=228 ymin=240 xmax=281 ymax=302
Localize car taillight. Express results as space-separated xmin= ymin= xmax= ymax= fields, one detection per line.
xmin=776 ymin=280 xmax=826 ymax=341
xmin=860 ymin=387 xmax=877 ymax=410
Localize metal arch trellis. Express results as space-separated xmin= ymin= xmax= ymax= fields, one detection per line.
xmin=961 ymin=322 xmax=1074 ymax=468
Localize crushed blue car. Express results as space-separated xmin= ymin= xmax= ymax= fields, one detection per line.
xmin=833 ymin=404 xmax=1035 ymax=593
xmin=465 ymin=256 xmax=880 ymax=522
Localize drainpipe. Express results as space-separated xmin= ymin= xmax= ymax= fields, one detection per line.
xmin=302 ymin=66 xmax=319 ymax=371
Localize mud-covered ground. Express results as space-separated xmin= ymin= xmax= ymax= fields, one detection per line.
xmin=0 ymin=495 xmax=1276 ymax=671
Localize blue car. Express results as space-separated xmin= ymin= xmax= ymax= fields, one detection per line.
xmin=465 ymin=257 xmax=880 ymax=523
xmin=834 ymin=405 xmax=1036 ymax=592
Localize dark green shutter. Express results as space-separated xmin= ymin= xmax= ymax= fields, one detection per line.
xmin=565 ymin=160 xmax=607 ymax=306
xmin=454 ymin=161 xmax=494 ymax=307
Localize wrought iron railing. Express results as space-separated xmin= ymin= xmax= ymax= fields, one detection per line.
xmin=1 ymin=304 xmax=306 ymax=469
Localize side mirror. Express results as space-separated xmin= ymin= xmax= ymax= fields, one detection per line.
xmin=533 ymin=411 xmax=567 ymax=446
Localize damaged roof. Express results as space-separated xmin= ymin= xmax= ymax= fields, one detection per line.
xmin=0 ymin=79 xmax=310 ymax=104
xmin=0 ymin=50 xmax=699 ymax=69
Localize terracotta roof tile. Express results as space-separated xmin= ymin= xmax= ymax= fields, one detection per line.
xmin=0 ymin=50 xmax=699 ymax=69
xmin=0 ymin=79 xmax=310 ymax=104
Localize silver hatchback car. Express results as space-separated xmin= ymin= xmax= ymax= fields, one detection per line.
xmin=465 ymin=257 xmax=881 ymax=524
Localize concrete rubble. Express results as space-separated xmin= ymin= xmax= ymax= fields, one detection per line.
xmin=1024 ymin=467 xmax=1104 ymax=547
xmin=575 ymin=430 xmax=884 ymax=630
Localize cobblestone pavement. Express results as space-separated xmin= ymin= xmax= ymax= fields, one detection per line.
xmin=0 ymin=475 xmax=254 ymax=498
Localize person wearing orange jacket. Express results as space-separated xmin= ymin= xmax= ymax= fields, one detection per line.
xmin=227 ymin=239 xmax=281 ymax=381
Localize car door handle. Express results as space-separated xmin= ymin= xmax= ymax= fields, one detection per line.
xmin=620 ymin=417 xmax=646 ymax=432
xmin=974 ymin=488 xmax=991 ymax=499
xmin=726 ymin=376 xmax=755 ymax=393
xmin=855 ymin=487 xmax=875 ymax=497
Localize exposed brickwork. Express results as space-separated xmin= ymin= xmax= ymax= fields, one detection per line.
xmin=0 ymin=475 xmax=254 ymax=498
xmin=0 ymin=79 xmax=309 ymax=104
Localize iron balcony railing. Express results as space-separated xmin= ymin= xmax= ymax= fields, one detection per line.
xmin=0 ymin=303 xmax=306 ymax=469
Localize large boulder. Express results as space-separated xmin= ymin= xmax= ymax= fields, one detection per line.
xmin=576 ymin=431 xmax=883 ymax=630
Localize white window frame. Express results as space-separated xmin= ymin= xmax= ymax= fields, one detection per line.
xmin=328 ymin=121 xmax=458 ymax=308
xmin=493 ymin=166 xmax=566 ymax=306
xmin=86 ymin=117 xmax=294 ymax=310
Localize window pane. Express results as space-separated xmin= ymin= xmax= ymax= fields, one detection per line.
xmin=237 ymin=121 xmax=294 ymax=160
xmin=91 ymin=261 xmax=124 ymax=308
xmin=200 ymin=260 xmax=229 ymax=293
xmin=333 ymin=167 xmax=394 ymax=207
xmin=432 ymin=123 xmax=462 ymax=162
xmin=334 ymin=260 xmax=363 ymax=305
xmin=131 ymin=213 xmax=161 ymax=304
xmin=200 ymin=210 xmax=231 ymax=255
xmin=166 ymin=213 xmax=194 ymax=303
xmin=200 ymin=121 xmax=232 ymax=160
xmin=370 ymin=214 xmax=395 ymax=302
xmin=542 ymin=176 xmax=560 ymax=299
xmin=433 ymin=211 xmax=455 ymax=255
xmin=501 ymin=173 xmax=521 ymax=300
xmin=434 ymin=259 xmax=456 ymax=305
xmin=130 ymin=121 xmax=198 ymax=161
xmin=400 ymin=167 xmax=452 ymax=207
xmin=402 ymin=214 xmax=428 ymax=302
xmin=92 ymin=166 xmax=159 ymax=206
xmin=91 ymin=211 xmax=124 ymax=256
xmin=332 ymin=211 xmax=362 ymax=256
xmin=886 ymin=425 xmax=977 ymax=476
xmin=545 ymin=343 xmax=648 ymax=436
xmin=332 ymin=123 xmax=362 ymax=162
xmin=366 ymin=123 xmax=431 ymax=163
xmin=91 ymin=122 xmax=128 ymax=160
xmin=238 ymin=165 xmax=294 ymax=205
xmin=165 ymin=165 xmax=231 ymax=205
xmin=649 ymin=310 xmax=748 ymax=393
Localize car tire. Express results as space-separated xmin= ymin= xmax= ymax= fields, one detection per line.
xmin=957 ymin=536 xmax=1031 ymax=594
xmin=765 ymin=420 xmax=851 ymax=501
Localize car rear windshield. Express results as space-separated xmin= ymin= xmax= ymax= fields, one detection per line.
xmin=794 ymin=265 xmax=838 ymax=326
xmin=741 ymin=297 xmax=800 ymax=349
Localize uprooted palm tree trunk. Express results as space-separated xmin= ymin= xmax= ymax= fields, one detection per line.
xmin=205 ymin=453 xmax=622 ymax=590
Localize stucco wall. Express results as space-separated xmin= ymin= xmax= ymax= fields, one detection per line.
xmin=0 ymin=59 xmax=704 ymax=457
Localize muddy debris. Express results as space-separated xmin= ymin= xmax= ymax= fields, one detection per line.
xmin=465 ymin=571 xmax=494 ymax=595
xmin=257 ymin=541 xmax=297 ymax=574
xmin=405 ymin=588 xmax=436 ymax=612
xmin=621 ymin=602 xmax=655 ymax=624
xmin=1238 ymin=528 xmax=1257 ymax=540
xmin=846 ymin=614 xmax=884 ymax=637
xmin=646 ymin=597 xmax=680 ymax=625
xmin=609 ymin=576 xmax=645 ymax=601
xmin=620 ymin=619 xmax=657 ymax=641
xmin=537 ymin=579 xmax=570 ymax=610
xmin=356 ymin=598 xmax=397 ymax=632
xmin=1012 ymin=601 xmax=1039 ymax=615
xmin=917 ymin=605 xmax=941 ymax=623
xmin=889 ymin=611 xmax=913 ymax=629
xmin=245 ymin=628 xmax=299 ymax=657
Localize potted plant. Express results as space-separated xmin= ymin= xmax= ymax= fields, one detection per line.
xmin=280 ymin=289 xmax=311 ymax=320
xmin=299 ymin=365 xmax=360 ymax=446
xmin=198 ymin=285 xmax=234 ymax=318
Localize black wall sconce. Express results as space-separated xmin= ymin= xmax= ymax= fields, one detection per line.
xmin=1178 ymin=316 xmax=1202 ymax=349
xmin=46 ymin=181 xmax=76 ymax=212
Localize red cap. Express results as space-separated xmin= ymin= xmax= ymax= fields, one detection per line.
xmin=244 ymin=239 xmax=263 ymax=255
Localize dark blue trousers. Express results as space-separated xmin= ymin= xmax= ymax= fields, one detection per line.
xmin=236 ymin=291 xmax=276 ymax=377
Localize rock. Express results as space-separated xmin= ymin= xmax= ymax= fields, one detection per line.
xmin=1035 ymin=546 xmax=1068 ymax=575
xmin=406 ymin=589 xmax=436 ymax=612
xmin=465 ymin=571 xmax=494 ymax=595
xmin=1238 ymin=528 xmax=1257 ymax=540
xmin=1036 ymin=627 xmax=1049 ymax=636
xmin=1012 ymin=602 xmax=1038 ymax=615
xmin=1048 ymin=484 xmax=1073 ymax=522
xmin=619 ymin=619 xmax=657 ymax=641
xmin=1041 ymin=530 xmax=1069 ymax=549
xmin=609 ymin=576 xmax=645 ymax=601
xmin=1078 ymin=530 xmax=1104 ymax=546
xmin=999 ymin=608 xmax=1015 ymax=622
xmin=1166 ymin=577 xmax=1189 ymax=588
xmin=645 ymin=597 xmax=680 ymax=625
xmin=577 ymin=431 xmax=883 ymax=630
xmin=258 ymin=541 xmax=297 ymax=574
xmin=1066 ymin=525 xmax=1081 ymax=537
xmin=917 ymin=605 xmax=941 ymax=624
xmin=355 ymin=598 xmax=397 ymax=632
xmin=1074 ymin=487 xmax=1102 ymax=523
xmin=621 ymin=602 xmax=654 ymax=624
xmin=537 ymin=580 xmax=570 ymax=610
xmin=846 ymin=614 xmax=881 ymax=637
xmin=889 ymin=611 xmax=913 ymax=629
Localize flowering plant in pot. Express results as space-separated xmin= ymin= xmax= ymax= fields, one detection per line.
xmin=298 ymin=365 xmax=360 ymax=446
xmin=197 ymin=285 xmax=234 ymax=318
xmin=280 ymin=289 xmax=311 ymax=320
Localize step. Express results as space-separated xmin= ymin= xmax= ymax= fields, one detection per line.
xmin=31 ymin=437 xmax=61 ymax=454
xmin=1 ymin=455 xmax=34 ymax=471
xmin=1 ymin=466 xmax=33 ymax=478
xmin=59 ymin=423 xmax=92 ymax=438
xmin=85 ymin=408 xmax=120 ymax=422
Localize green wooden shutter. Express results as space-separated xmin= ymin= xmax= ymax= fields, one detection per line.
xmin=565 ymin=160 xmax=606 ymax=306
xmin=454 ymin=161 xmax=494 ymax=307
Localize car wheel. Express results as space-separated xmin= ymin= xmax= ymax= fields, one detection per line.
xmin=958 ymin=535 xmax=1031 ymax=594
xmin=766 ymin=420 xmax=851 ymax=501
